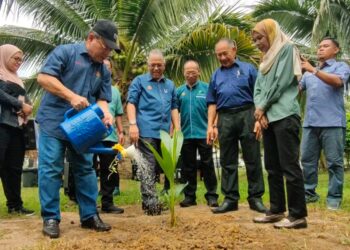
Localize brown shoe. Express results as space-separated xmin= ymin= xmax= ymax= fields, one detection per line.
xmin=274 ymin=217 xmax=307 ymax=229
xmin=253 ymin=211 xmax=285 ymax=223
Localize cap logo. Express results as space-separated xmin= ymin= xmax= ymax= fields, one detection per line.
xmin=114 ymin=33 xmax=117 ymax=40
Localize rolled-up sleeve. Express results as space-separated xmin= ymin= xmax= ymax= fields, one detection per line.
xmin=334 ymin=62 xmax=350 ymax=84
xmin=127 ymin=76 xmax=141 ymax=105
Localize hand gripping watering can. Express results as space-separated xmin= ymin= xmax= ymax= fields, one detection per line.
xmin=59 ymin=104 xmax=113 ymax=153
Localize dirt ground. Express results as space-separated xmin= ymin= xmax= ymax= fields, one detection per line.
xmin=1 ymin=204 xmax=350 ymax=250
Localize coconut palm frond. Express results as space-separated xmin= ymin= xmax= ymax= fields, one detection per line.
xmin=166 ymin=23 xmax=258 ymax=85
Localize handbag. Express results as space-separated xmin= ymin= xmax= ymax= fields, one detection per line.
xmin=23 ymin=119 xmax=37 ymax=150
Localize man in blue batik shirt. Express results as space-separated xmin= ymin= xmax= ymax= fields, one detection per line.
xmin=300 ymin=37 xmax=350 ymax=210
xmin=36 ymin=20 xmax=119 ymax=238
xmin=127 ymin=49 xmax=180 ymax=215
xmin=207 ymin=38 xmax=266 ymax=214
xmin=177 ymin=60 xmax=218 ymax=208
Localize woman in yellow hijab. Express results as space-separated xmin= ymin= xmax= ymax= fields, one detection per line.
xmin=251 ymin=19 xmax=307 ymax=229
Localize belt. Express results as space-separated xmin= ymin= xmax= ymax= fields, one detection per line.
xmin=218 ymin=104 xmax=254 ymax=114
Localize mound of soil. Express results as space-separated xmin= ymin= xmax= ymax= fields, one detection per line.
xmin=1 ymin=204 xmax=350 ymax=249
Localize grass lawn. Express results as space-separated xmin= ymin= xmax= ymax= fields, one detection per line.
xmin=0 ymin=169 xmax=349 ymax=218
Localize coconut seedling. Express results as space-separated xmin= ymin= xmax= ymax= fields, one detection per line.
xmin=145 ymin=130 xmax=185 ymax=226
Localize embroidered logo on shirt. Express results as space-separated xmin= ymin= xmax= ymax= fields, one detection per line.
xmin=182 ymin=92 xmax=186 ymax=96
xmin=147 ymin=85 xmax=152 ymax=91
xmin=96 ymin=71 xmax=101 ymax=78
xmin=164 ymin=89 xmax=168 ymax=93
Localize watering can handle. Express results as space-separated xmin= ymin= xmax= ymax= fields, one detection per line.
xmin=64 ymin=108 xmax=78 ymax=120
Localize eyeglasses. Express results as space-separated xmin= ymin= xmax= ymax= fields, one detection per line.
xmin=11 ymin=56 xmax=23 ymax=64
xmin=148 ymin=63 xmax=164 ymax=69
xmin=97 ymin=38 xmax=111 ymax=52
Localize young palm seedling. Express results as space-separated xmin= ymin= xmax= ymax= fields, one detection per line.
xmin=145 ymin=130 xmax=186 ymax=226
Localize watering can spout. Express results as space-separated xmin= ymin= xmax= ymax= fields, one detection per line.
xmin=112 ymin=144 xmax=136 ymax=159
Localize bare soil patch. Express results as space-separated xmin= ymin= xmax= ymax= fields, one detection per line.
xmin=1 ymin=204 xmax=350 ymax=250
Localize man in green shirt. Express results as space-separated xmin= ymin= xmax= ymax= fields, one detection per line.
xmin=95 ymin=58 xmax=125 ymax=214
xmin=176 ymin=60 xmax=218 ymax=207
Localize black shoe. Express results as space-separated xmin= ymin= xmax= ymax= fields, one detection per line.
xmin=43 ymin=219 xmax=60 ymax=239
xmin=81 ymin=214 xmax=111 ymax=232
xmin=248 ymin=198 xmax=267 ymax=213
xmin=207 ymin=199 xmax=219 ymax=207
xmin=180 ymin=198 xmax=197 ymax=207
xmin=101 ymin=205 xmax=124 ymax=214
xmin=212 ymin=201 xmax=238 ymax=214
xmin=8 ymin=206 xmax=35 ymax=216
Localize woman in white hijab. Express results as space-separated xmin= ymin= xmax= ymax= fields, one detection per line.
xmin=0 ymin=44 xmax=34 ymax=215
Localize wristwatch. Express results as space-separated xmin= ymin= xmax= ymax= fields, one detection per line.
xmin=312 ymin=67 xmax=319 ymax=75
xmin=129 ymin=121 xmax=137 ymax=125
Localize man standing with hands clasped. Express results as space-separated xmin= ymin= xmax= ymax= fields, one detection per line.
xmin=176 ymin=60 xmax=219 ymax=208
xmin=206 ymin=38 xmax=266 ymax=214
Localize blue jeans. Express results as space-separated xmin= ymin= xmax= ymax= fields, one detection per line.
xmin=301 ymin=127 xmax=345 ymax=204
xmin=38 ymin=129 xmax=98 ymax=222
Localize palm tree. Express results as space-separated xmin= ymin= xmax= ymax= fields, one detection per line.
xmin=252 ymin=0 xmax=350 ymax=55
xmin=0 ymin=0 xmax=258 ymax=103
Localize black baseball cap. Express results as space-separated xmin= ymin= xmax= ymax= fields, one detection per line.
xmin=92 ymin=19 xmax=121 ymax=53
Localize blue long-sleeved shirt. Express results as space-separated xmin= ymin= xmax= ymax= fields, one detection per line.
xmin=127 ymin=73 xmax=177 ymax=139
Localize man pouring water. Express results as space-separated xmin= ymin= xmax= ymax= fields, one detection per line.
xmin=36 ymin=20 xmax=119 ymax=238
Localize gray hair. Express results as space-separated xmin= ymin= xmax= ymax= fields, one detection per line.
xmin=216 ymin=38 xmax=237 ymax=49
xmin=147 ymin=49 xmax=166 ymax=64
xmin=184 ymin=60 xmax=200 ymax=70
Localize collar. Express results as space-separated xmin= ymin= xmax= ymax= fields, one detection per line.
xmin=319 ymin=58 xmax=336 ymax=69
xmin=185 ymin=81 xmax=199 ymax=89
xmin=146 ymin=72 xmax=165 ymax=82
xmin=220 ymin=58 xmax=240 ymax=70
xmin=79 ymin=43 xmax=89 ymax=55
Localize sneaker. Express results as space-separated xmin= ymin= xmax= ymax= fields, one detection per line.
xmin=274 ymin=216 xmax=307 ymax=229
xmin=43 ymin=219 xmax=60 ymax=238
xmin=8 ymin=206 xmax=35 ymax=216
xmin=253 ymin=211 xmax=285 ymax=223
xmin=327 ymin=201 xmax=341 ymax=211
xmin=305 ymin=195 xmax=320 ymax=203
xmin=101 ymin=205 xmax=124 ymax=214
xmin=179 ymin=198 xmax=197 ymax=207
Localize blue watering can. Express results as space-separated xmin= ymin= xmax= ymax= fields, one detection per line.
xmin=59 ymin=104 xmax=113 ymax=153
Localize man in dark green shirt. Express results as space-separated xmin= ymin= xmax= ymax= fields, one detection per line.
xmin=177 ymin=60 xmax=218 ymax=207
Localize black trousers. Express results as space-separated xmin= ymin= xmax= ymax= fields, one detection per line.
xmin=218 ymin=106 xmax=265 ymax=202
xmin=181 ymin=139 xmax=218 ymax=201
xmin=0 ymin=124 xmax=25 ymax=209
xmin=95 ymin=141 xmax=120 ymax=208
xmin=263 ymin=115 xmax=307 ymax=219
